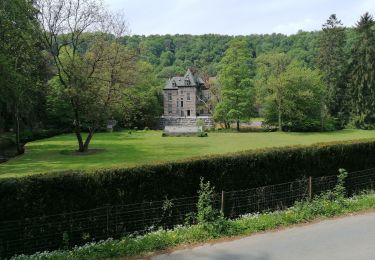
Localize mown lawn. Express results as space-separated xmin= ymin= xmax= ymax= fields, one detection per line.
xmin=1 ymin=129 xmax=375 ymax=178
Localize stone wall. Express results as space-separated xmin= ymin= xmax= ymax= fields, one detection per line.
xmin=160 ymin=116 xmax=214 ymax=129
xmin=163 ymin=87 xmax=197 ymax=117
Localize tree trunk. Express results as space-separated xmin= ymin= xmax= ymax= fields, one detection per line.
xmin=236 ymin=120 xmax=240 ymax=131
xmin=73 ymin=108 xmax=85 ymax=152
xmin=83 ymin=129 xmax=95 ymax=151
xmin=278 ymin=106 xmax=282 ymax=131
xmin=14 ymin=110 xmax=24 ymax=155
xmin=75 ymin=130 xmax=85 ymax=152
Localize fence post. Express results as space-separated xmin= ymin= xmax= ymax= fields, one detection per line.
xmin=308 ymin=176 xmax=313 ymax=200
xmin=220 ymin=190 xmax=225 ymax=216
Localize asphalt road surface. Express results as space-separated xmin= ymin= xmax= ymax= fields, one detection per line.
xmin=154 ymin=212 xmax=375 ymax=260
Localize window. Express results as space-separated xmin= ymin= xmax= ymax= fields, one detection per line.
xmin=187 ymin=110 xmax=190 ymax=116
xmin=168 ymin=92 xmax=172 ymax=101
xmin=172 ymin=81 xmax=176 ymax=87
xmin=168 ymin=104 xmax=172 ymax=114
xmin=187 ymin=92 xmax=190 ymax=101
xmin=181 ymin=110 xmax=184 ymax=116
xmin=185 ymin=79 xmax=190 ymax=85
xmin=180 ymin=89 xmax=183 ymax=94
xmin=180 ymin=100 xmax=184 ymax=107
xmin=177 ymin=100 xmax=179 ymax=107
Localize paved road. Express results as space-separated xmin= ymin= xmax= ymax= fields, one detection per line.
xmin=154 ymin=212 xmax=375 ymax=260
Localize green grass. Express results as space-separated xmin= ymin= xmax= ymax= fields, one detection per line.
xmin=11 ymin=192 xmax=375 ymax=260
xmin=1 ymin=129 xmax=375 ymax=178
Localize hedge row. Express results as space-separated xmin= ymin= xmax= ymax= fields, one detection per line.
xmin=1 ymin=139 xmax=375 ymax=221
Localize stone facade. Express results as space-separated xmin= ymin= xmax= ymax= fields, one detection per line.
xmin=161 ymin=69 xmax=214 ymax=132
xmin=160 ymin=116 xmax=214 ymax=129
xmin=163 ymin=69 xmax=211 ymax=117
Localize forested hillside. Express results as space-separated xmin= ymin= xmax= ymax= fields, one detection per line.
xmin=122 ymin=31 xmax=321 ymax=77
xmin=1 ymin=0 xmax=375 ymax=155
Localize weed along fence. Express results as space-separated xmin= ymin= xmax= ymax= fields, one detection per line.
xmin=1 ymin=169 xmax=375 ymax=258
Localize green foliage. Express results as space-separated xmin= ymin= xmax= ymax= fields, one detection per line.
xmin=12 ymin=192 xmax=375 ymax=259
xmin=113 ymin=61 xmax=163 ymax=129
xmin=122 ymin=33 xmax=321 ymax=78
xmin=216 ymin=39 xmax=256 ymax=127
xmin=197 ymin=132 xmax=208 ymax=137
xmin=46 ymin=77 xmax=74 ymax=129
xmin=349 ymin=13 xmax=375 ymax=129
xmin=0 ymin=0 xmax=47 ymax=148
xmin=2 ymin=138 xmax=375 ymax=222
xmin=317 ymin=14 xmax=349 ymax=128
xmin=196 ymin=178 xmax=220 ymax=225
xmin=293 ymin=169 xmax=349 ymax=218
xmin=260 ymin=61 xmax=327 ymax=131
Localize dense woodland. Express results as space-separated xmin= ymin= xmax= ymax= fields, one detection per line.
xmin=1 ymin=0 xmax=375 ymax=152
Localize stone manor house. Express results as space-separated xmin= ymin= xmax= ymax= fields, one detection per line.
xmin=160 ymin=69 xmax=214 ymax=130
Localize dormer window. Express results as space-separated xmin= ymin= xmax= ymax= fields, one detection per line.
xmin=185 ymin=78 xmax=190 ymax=86
xmin=172 ymin=81 xmax=177 ymax=87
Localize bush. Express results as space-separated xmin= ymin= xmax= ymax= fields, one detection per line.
xmin=1 ymin=139 xmax=375 ymax=222
xmin=196 ymin=178 xmax=221 ymax=225
xmin=20 ymin=129 xmax=69 ymax=143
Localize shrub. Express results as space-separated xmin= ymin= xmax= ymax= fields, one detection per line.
xmin=196 ymin=178 xmax=220 ymax=225
xmin=20 ymin=129 xmax=69 ymax=143
xmin=293 ymin=169 xmax=349 ymax=219
xmin=1 ymin=139 xmax=375 ymax=222
xmin=197 ymin=132 xmax=208 ymax=137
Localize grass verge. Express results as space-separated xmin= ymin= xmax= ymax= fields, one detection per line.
xmin=12 ymin=191 xmax=375 ymax=260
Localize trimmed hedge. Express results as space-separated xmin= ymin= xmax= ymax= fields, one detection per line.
xmin=1 ymin=139 xmax=375 ymax=221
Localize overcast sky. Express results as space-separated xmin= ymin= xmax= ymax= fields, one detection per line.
xmin=105 ymin=0 xmax=374 ymax=35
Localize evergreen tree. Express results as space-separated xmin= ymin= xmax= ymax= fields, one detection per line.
xmin=349 ymin=12 xmax=375 ymax=129
xmin=317 ymin=14 xmax=348 ymax=128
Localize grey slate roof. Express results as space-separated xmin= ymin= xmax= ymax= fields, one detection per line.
xmin=164 ymin=69 xmax=206 ymax=90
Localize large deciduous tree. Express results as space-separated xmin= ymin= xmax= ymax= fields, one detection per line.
xmin=349 ymin=12 xmax=375 ymax=129
xmin=256 ymin=53 xmax=326 ymax=131
xmin=0 ymin=0 xmax=46 ymax=154
xmin=255 ymin=53 xmax=291 ymax=131
xmin=37 ymin=0 xmax=136 ymax=152
xmin=317 ymin=14 xmax=348 ymax=128
xmin=216 ymin=39 xmax=256 ymax=131
xmin=269 ymin=63 xmax=326 ymax=131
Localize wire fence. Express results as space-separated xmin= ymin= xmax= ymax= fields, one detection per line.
xmin=1 ymin=168 xmax=375 ymax=258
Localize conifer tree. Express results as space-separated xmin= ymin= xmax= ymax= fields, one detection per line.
xmin=350 ymin=12 xmax=375 ymax=129
xmin=317 ymin=14 xmax=348 ymax=128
